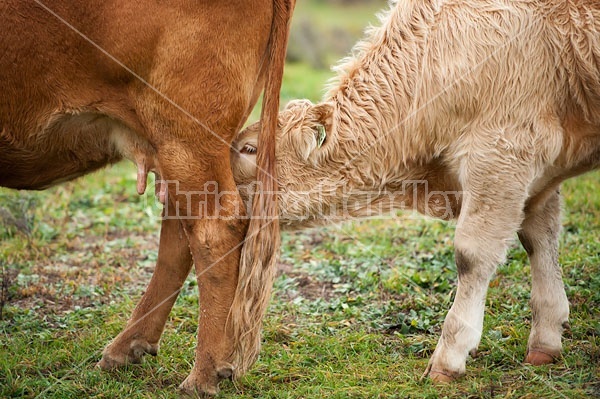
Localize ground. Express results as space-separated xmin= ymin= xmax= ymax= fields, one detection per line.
xmin=1 ymin=168 xmax=599 ymax=398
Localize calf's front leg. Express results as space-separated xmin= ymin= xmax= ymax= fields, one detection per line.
xmin=424 ymin=148 xmax=533 ymax=382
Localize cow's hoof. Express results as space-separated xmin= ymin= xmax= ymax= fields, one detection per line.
xmin=96 ymin=354 xmax=123 ymax=370
xmin=178 ymin=362 xmax=234 ymax=397
xmin=524 ymin=349 xmax=557 ymax=366
xmin=97 ymin=339 xmax=158 ymax=370
xmin=178 ymin=375 xmax=219 ymax=397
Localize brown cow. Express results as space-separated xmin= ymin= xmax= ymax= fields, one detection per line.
xmin=0 ymin=0 xmax=294 ymax=394
xmin=232 ymin=0 xmax=600 ymax=383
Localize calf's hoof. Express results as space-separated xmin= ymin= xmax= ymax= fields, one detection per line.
xmin=97 ymin=339 xmax=159 ymax=370
xmin=524 ymin=349 xmax=557 ymax=366
xmin=422 ymin=361 xmax=461 ymax=384
xmin=429 ymin=370 xmax=458 ymax=383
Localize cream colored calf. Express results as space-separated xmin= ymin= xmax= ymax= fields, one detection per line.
xmin=232 ymin=0 xmax=599 ymax=382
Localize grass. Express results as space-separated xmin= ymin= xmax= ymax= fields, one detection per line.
xmin=2 ymin=172 xmax=599 ymax=399
xmin=1 ymin=1 xmax=599 ymax=398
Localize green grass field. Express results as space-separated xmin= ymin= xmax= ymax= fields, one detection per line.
xmin=1 ymin=1 xmax=599 ymax=398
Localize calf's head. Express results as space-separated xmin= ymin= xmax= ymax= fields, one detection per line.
xmin=231 ymin=99 xmax=340 ymax=227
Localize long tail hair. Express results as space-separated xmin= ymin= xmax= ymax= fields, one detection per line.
xmin=229 ymin=0 xmax=295 ymax=378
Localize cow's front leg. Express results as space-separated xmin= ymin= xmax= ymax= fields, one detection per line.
xmin=424 ymin=151 xmax=533 ymax=382
xmin=98 ymin=200 xmax=193 ymax=368
xmin=519 ymin=189 xmax=569 ymax=365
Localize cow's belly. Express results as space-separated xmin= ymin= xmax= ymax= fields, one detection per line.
xmin=0 ymin=112 xmax=150 ymax=190
xmin=0 ymin=141 xmax=121 ymax=191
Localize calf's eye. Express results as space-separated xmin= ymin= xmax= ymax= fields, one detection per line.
xmin=241 ymin=144 xmax=257 ymax=154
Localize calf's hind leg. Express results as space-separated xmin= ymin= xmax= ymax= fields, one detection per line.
xmin=518 ymin=189 xmax=569 ymax=365
xmin=98 ymin=200 xmax=193 ymax=369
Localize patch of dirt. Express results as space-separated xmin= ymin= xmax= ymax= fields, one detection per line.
xmin=6 ymin=229 xmax=339 ymax=317
xmin=6 ymin=230 xmax=158 ymax=316
xmin=276 ymin=262 xmax=336 ymax=301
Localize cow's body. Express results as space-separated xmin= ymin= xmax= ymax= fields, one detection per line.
xmin=1 ymin=0 xmax=293 ymax=394
xmin=1 ymin=1 xmax=268 ymax=190
xmin=232 ymin=0 xmax=600 ymax=382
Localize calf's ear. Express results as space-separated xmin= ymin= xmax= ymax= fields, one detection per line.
xmin=316 ymin=124 xmax=326 ymax=148
xmin=288 ymin=101 xmax=334 ymax=162
xmin=310 ymin=102 xmax=334 ymax=149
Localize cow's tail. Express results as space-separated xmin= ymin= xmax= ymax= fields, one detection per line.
xmin=229 ymin=0 xmax=295 ymax=378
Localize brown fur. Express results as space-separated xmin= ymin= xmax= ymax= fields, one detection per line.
xmin=232 ymin=0 xmax=599 ymax=381
xmin=0 ymin=0 xmax=294 ymax=394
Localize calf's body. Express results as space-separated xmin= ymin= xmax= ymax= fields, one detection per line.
xmin=233 ymin=0 xmax=600 ymax=382
xmin=1 ymin=0 xmax=293 ymax=394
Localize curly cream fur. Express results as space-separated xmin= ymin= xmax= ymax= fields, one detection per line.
xmin=234 ymin=0 xmax=600 ymax=219
xmin=232 ymin=0 xmax=600 ymax=380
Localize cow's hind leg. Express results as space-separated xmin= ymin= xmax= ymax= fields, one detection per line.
xmin=152 ymin=143 xmax=248 ymax=395
xmin=98 ymin=201 xmax=193 ymax=368
xmin=518 ymin=189 xmax=569 ymax=365
xmin=424 ymin=151 xmax=534 ymax=382
xmin=178 ymin=213 xmax=246 ymax=395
